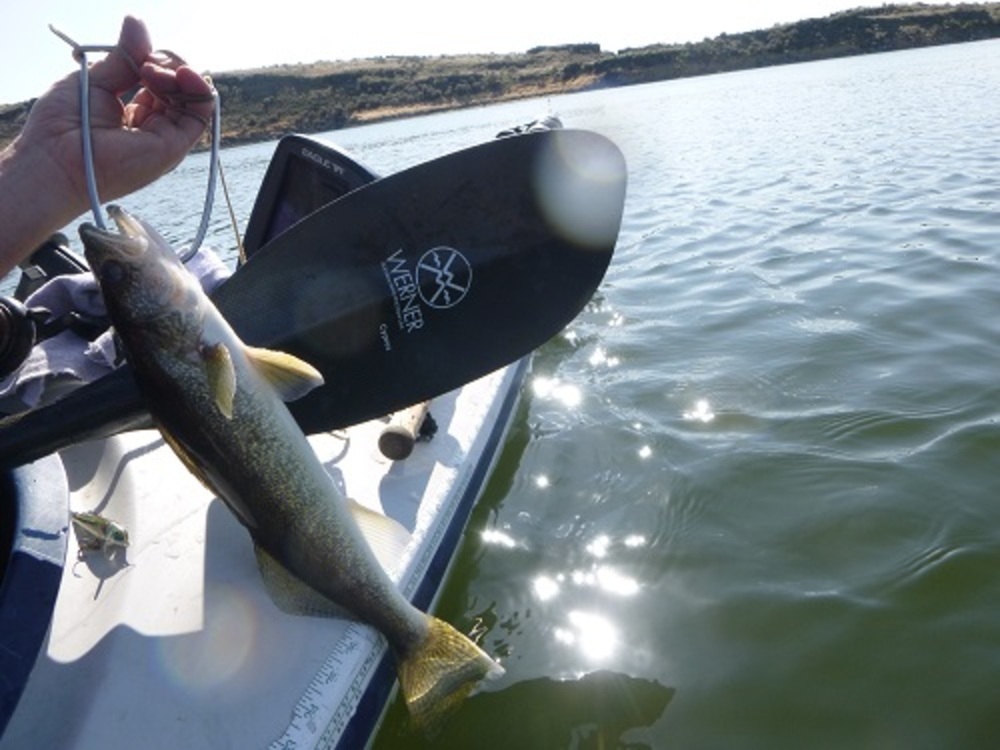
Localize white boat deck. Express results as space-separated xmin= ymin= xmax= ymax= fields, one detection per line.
xmin=1 ymin=361 xmax=523 ymax=750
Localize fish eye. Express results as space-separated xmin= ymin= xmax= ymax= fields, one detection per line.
xmin=100 ymin=260 xmax=127 ymax=285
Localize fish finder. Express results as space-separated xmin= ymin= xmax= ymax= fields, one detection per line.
xmin=242 ymin=134 xmax=379 ymax=258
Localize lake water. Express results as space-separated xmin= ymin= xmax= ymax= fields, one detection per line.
xmin=10 ymin=38 xmax=1000 ymax=748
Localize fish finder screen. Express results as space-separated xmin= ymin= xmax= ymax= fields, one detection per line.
xmin=262 ymin=155 xmax=345 ymax=245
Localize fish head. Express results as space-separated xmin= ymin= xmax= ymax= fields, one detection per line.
xmin=79 ymin=205 xmax=197 ymax=325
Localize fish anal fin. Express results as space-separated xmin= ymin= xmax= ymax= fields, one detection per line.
xmin=253 ymin=543 xmax=352 ymax=618
xmin=244 ymin=346 xmax=324 ymax=402
xmin=347 ymin=498 xmax=411 ymax=576
xmin=252 ymin=504 xmax=409 ymax=617
xmin=201 ymin=341 xmax=236 ymax=419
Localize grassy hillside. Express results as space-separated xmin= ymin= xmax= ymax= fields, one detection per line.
xmin=1 ymin=3 xmax=998 ymax=148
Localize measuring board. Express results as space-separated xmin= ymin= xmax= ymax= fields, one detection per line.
xmin=269 ymin=624 xmax=384 ymax=750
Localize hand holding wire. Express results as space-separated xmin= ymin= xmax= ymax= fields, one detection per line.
xmin=0 ymin=16 xmax=219 ymax=276
xmin=48 ymin=18 xmax=221 ymax=254
xmin=34 ymin=17 xmax=216 ymax=223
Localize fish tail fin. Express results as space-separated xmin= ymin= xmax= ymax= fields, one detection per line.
xmin=397 ymin=615 xmax=504 ymax=732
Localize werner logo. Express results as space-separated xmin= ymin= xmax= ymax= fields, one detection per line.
xmin=416 ymin=247 xmax=472 ymax=309
xmin=381 ymin=247 xmax=472 ymax=335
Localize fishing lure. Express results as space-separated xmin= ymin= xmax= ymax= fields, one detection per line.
xmin=71 ymin=510 xmax=130 ymax=559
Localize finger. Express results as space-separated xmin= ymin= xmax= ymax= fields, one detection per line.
xmin=123 ymin=90 xmax=155 ymax=129
xmin=176 ymin=66 xmax=214 ymax=100
xmin=88 ymin=16 xmax=151 ymax=96
xmin=148 ymin=49 xmax=190 ymax=70
xmin=145 ymin=102 xmax=212 ymax=144
xmin=140 ymin=62 xmax=213 ymax=100
xmin=175 ymin=66 xmax=216 ymax=119
xmin=139 ymin=63 xmax=215 ymax=125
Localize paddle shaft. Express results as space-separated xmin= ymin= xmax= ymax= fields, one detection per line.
xmin=0 ymin=368 xmax=148 ymax=468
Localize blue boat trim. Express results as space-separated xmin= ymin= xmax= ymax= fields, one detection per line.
xmin=0 ymin=454 xmax=69 ymax=736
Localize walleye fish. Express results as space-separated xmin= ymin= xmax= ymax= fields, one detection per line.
xmin=79 ymin=205 xmax=502 ymax=728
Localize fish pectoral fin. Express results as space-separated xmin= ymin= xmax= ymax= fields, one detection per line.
xmin=244 ymin=346 xmax=325 ymax=402
xmin=253 ymin=543 xmax=353 ymax=618
xmin=201 ymin=342 xmax=237 ymax=419
xmin=348 ymin=498 xmax=412 ymax=576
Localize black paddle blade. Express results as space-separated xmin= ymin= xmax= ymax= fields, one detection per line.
xmin=212 ymin=129 xmax=624 ymax=432
xmin=213 ymin=129 xmax=625 ymax=432
xmin=0 ymin=129 xmax=624 ymax=468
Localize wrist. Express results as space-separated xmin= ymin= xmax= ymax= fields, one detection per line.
xmin=0 ymin=134 xmax=87 ymax=278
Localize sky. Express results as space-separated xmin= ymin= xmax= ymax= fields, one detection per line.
xmin=3 ymin=0 xmax=874 ymax=105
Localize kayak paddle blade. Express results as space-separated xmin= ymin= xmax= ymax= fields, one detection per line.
xmin=213 ymin=129 xmax=626 ymax=432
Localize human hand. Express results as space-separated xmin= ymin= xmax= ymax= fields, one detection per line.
xmin=21 ymin=15 xmax=214 ymax=212
xmin=0 ymin=16 xmax=214 ymax=276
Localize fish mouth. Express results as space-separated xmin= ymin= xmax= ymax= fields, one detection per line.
xmin=78 ymin=206 xmax=152 ymax=265
xmin=105 ymin=205 xmax=150 ymax=240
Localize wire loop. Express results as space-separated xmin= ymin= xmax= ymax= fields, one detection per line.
xmin=49 ymin=24 xmax=221 ymax=259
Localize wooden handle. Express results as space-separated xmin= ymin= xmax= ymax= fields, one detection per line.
xmin=377 ymin=400 xmax=431 ymax=460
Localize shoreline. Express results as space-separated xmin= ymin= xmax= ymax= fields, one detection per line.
xmin=2 ymin=4 xmax=998 ymax=151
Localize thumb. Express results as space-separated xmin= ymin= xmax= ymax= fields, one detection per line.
xmin=87 ymin=16 xmax=151 ymax=96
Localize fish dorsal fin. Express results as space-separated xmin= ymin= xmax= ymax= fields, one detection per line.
xmin=244 ymin=346 xmax=325 ymax=402
xmin=253 ymin=500 xmax=411 ymax=617
xmin=201 ymin=342 xmax=236 ymax=419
